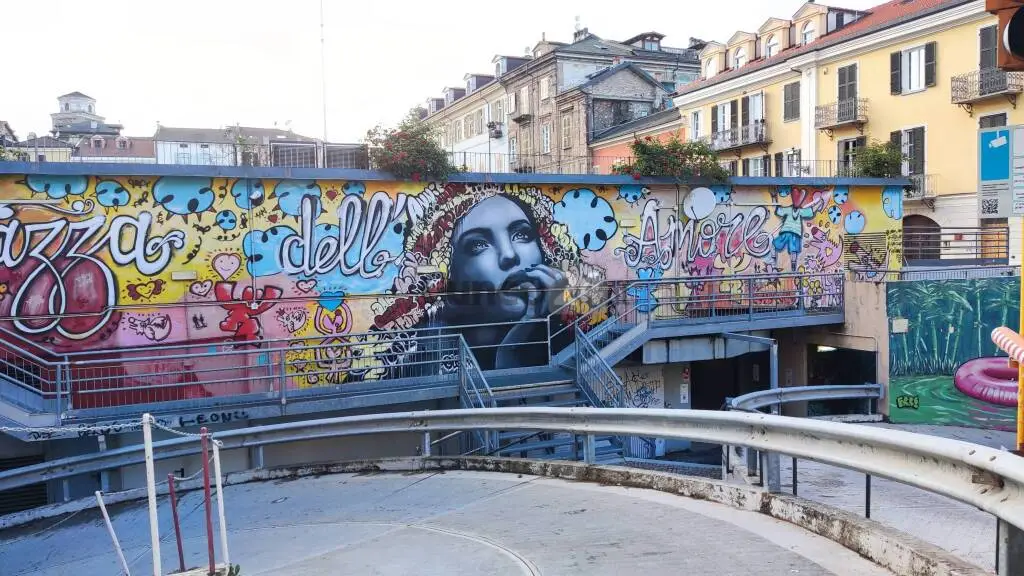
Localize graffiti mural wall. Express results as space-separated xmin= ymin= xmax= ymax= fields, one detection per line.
xmin=0 ymin=173 xmax=899 ymax=387
xmin=887 ymin=277 xmax=1020 ymax=430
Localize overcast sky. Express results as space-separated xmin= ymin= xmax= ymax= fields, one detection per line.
xmin=2 ymin=0 xmax=881 ymax=143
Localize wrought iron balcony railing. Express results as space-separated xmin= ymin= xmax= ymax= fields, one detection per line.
xmin=703 ymin=120 xmax=771 ymax=152
xmin=904 ymin=174 xmax=936 ymax=201
xmin=951 ymin=68 xmax=1024 ymax=106
xmin=814 ymin=98 xmax=869 ymax=131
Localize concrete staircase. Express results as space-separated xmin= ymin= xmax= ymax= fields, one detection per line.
xmin=488 ymin=379 xmax=623 ymax=464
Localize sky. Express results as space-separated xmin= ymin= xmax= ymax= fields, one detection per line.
xmin=1 ymin=0 xmax=882 ymax=143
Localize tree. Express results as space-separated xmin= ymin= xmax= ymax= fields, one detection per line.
xmin=364 ymin=109 xmax=458 ymax=181
xmin=853 ymin=139 xmax=904 ymax=178
xmin=611 ymin=135 xmax=730 ymax=182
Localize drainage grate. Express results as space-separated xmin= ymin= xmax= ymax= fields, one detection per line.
xmin=0 ymin=455 xmax=48 ymax=515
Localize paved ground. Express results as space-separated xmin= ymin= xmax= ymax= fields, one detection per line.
xmin=777 ymin=423 xmax=1013 ymax=573
xmin=0 ymin=470 xmax=893 ymax=576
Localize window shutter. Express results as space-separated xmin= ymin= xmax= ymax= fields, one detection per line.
xmin=730 ymin=100 xmax=739 ymax=132
xmin=980 ymin=26 xmax=997 ymax=70
xmin=730 ymin=160 xmax=739 ymax=176
xmin=890 ymin=52 xmax=902 ymax=95
xmin=711 ymin=105 xmax=719 ymax=134
xmin=742 ymin=158 xmax=750 ymax=176
xmin=890 ymin=130 xmax=902 ymax=149
xmin=741 ymin=96 xmax=750 ymax=127
xmin=775 ymin=152 xmax=784 ymax=176
xmin=762 ymin=155 xmax=771 ymax=176
xmin=911 ymin=127 xmax=925 ymax=174
xmin=837 ymin=65 xmax=848 ymax=101
xmin=855 ymin=136 xmax=867 ymax=149
xmin=924 ymin=42 xmax=936 ymax=87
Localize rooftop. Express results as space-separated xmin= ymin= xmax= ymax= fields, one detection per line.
xmin=676 ymin=0 xmax=968 ymax=96
xmin=58 ymin=91 xmax=94 ymax=100
xmin=591 ymin=107 xmax=683 ymax=142
xmin=16 ymin=136 xmax=73 ymax=149
xmin=153 ymin=125 xmax=317 ymax=144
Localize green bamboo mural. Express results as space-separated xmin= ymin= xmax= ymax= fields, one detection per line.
xmin=888 ymin=277 xmax=1020 ymax=429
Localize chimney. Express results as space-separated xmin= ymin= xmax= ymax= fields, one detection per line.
xmin=574 ymin=27 xmax=589 ymax=42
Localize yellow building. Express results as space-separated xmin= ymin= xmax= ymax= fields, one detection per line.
xmin=673 ymin=0 xmax=1024 ymax=265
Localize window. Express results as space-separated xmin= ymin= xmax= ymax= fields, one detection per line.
xmin=561 ymin=114 xmax=572 ymax=149
xmin=783 ymin=82 xmax=800 ymax=121
xmin=91 ymin=138 xmax=104 ymax=149
xmin=509 ymin=136 xmax=518 ymax=160
xmin=776 ymin=149 xmax=803 ymax=176
xmin=63 ymin=103 xmax=69 ymax=111
xmin=88 ymin=104 xmax=94 ymax=113
xmin=801 ymin=21 xmax=816 ymax=44
xmin=643 ymin=39 xmax=660 ymax=51
xmin=981 ymin=25 xmax=998 ymax=70
xmin=541 ymin=123 xmax=551 ymax=153
xmin=891 ymin=42 xmax=936 ymax=95
xmin=765 ymin=35 xmax=780 ymax=58
xmin=744 ymin=156 xmax=768 ymax=177
xmin=519 ymin=86 xmax=530 ymax=112
xmin=980 ymin=113 xmax=1007 ymax=128
xmin=838 ymin=137 xmax=866 ymax=175
xmin=491 ymin=99 xmax=505 ymax=123
xmin=508 ymin=92 xmax=517 ymax=113
xmin=675 ymin=70 xmax=698 ymax=86
xmin=891 ymin=127 xmax=925 ymax=176
xmin=116 ymin=138 xmax=128 ymax=150
xmin=732 ymin=47 xmax=747 ymax=69
xmin=540 ymin=77 xmax=550 ymax=100
xmin=837 ymin=64 xmax=858 ymax=123
xmin=705 ymin=57 xmax=718 ymax=78
xmin=690 ymin=111 xmax=702 ymax=139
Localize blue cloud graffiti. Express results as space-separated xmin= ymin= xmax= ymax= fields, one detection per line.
xmin=844 ymin=210 xmax=866 ymax=235
xmin=274 ymin=180 xmax=322 ymax=217
xmin=215 ymin=210 xmax=238 ymax=231
xmin=95 ymin=180 xmax=130 ymax=208
xmin=242 ymin=225 xmax=298 ymax=277
xmin=25 ymin=175 xmax=88 ymax=199
xmin=553 ymin=188 xmax=618 ymax=251
xmin=882 ymin=186 xmax=903 ymax=220
xmin=230 ymin=178 xmax=266 ymax=210
xmin=153 ymin=177 xmax=216 ymax=220
xmin=617 ymin=185 xmax=648 ymax=205
xmin=626 ymin=267 xmax=663 ymax=313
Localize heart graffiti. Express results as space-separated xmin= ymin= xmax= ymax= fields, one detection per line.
xmin=189 ymin=280 xmax=213 ymax=297
xmin=295 ymin=279 xmax=317 ymax=294
xmin=212 ymin=253 xmax=241 ymax=280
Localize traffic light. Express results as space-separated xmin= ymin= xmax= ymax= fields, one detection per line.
xmin=986 ymin=0 xmax=1024 ymax=71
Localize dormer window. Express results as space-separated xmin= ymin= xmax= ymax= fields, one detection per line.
xmin=801 ymin=21 xmax=816 ymax=44
xmin=643 ymin=39 xmax=660 ymax=51
xmin=63 ymin=103 xmax=69 ymax=111
xmin=732 ymin=47 xmax=747 ymax=69
xmin=116 ymin=137 xmax=129 ymax=150
xmin=765 ymin=35 xmax=780 ymax=58
xmin=91 ymin=137 xmax=104 ymax=149
xmin=88 ymin=104 xmax=94 ymax=113
xmin=705 ymin=58 xmax=718 ymax=78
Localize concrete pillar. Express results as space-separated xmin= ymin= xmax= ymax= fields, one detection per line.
xmin=776 ymin=330 xmax=809 ymax=417
xmin=997 ymin=519 xmax=1024 ymax=575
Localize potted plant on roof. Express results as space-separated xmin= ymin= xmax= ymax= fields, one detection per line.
xmin=365 ymin=109 xmax=460 ymax=181
xmin=611 ymin=135 xmax=730 ymax=183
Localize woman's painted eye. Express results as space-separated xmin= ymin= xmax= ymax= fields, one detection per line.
xmin=468 ymin=239 xmax=489 ymax=254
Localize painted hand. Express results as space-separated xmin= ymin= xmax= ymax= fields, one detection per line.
xmin=516 ymin=264 xmax=568 ymax=320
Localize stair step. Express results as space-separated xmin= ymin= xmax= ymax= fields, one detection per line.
xmin=529 ymin=398 xmax=583 ymax=408
xmin=490 ymin=380 xmax=575 ymax=395
xmin=496 ymin=437 xmax=576 ymax=455
xmin=492 ymin=385 xmax=579 ymax=402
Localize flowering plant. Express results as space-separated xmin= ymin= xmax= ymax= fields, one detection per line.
xmin=365 ymin=109 xmax=460 ymax=181
xmin=611 ymin=135 xmax=730 ymax=182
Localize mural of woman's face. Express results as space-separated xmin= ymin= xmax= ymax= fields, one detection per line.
xmin=449 ymin=195 xmax=543 ymax=320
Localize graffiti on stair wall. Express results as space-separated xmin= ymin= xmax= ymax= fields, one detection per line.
xmin=0 ymin=175 xmax=898 ymax=385
xmin=615 ymin=365 xmax=665 ymax=408
xmin=887 ymin=277 xmax=1020 ymax=430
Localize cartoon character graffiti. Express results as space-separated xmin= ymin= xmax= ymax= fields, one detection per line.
xmin=772 ymin=187 xmax=825 ymax=272
xmin=373 ymin=183 xmax=597 ymax=370
xmin=213 ymin=281 xmax=283 ymax=345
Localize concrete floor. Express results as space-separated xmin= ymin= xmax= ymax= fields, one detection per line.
xmin=0 ymin=470 xmax=893 ymax=576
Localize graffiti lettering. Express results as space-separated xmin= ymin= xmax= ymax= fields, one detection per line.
xmin=895 ymin=394 xmax=920 ymax=410
xmin=616 ymin=200 xmax=771 ymax=271
xmin=178 ymin=409 xmax=250 ymax=428
xmin=1 ymin=209 xmax=184 ymax=339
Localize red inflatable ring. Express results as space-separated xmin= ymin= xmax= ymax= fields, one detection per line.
xmin=954 ymin=357 xmax=1019 ymax=407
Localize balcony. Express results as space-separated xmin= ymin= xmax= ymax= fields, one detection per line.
xmin=951 ymin=68 xmax=1023 ymax=115
xmin=814 ymin=98 xmax=869 ymax=138
xmin=704 ymin=120 xmax=771 ymax=153
xmin=903 ymin=174 xmax=937 ymax=204
xmin=510 ymin=109 xmax=532 ymax=124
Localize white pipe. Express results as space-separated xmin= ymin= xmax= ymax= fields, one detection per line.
xmin=95 ymin=491 xmax=131 ymax=576
xmin=213 ymin=441 xmax=230 ymax=569
xmin=142 ymin=413 xmax=162 ymax=576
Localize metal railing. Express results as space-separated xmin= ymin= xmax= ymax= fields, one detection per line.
xmin=951 ymin=68 xmax=1024 ymax=104
xmin=904 ymin=174 xmax=936 ymax=200
xmin=702 ymin=120 xmax=771 ymax=152
xmin=903 ymin=225 xmax=1009 ymax=265
xmin=725 ymin=384 xmax=884 ymax=413
xmin=457 ymin=336 xmax=495 ymax=454
xmin=866 ymin=265 xmax=1020 ymax=283
xmin=3 ymin=407 xmax=1024 ymax=542
xmin=814 ymin=98 xmax=869 ymax=129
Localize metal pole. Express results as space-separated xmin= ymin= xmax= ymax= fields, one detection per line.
xmin=422 ymin=432 xmax=432 ymax=457
xmin=95 ymin=491 xmax=131 ymax=576
xmin=583 ymin=434 xmax=596 ymax=464
xmin=213 ymin=442 xmax=230 ymax=571
xmin=319 ymin=0 xmax=328 ymax=143
xmin=1018 ymin=215 xmax=1024 ymax=453
xmin=201 ymin=428 xmax=216 ymax=575
xmin=168 ymin=474 xmax=186 ymax=573
xmin=865 ymin=474 xmax=872 ymax=518
xmin=792 ymin=457 xmax=798 ymax=496
xmin=142 ymin=414 xmax=162 ymax=576
xmin=765 ymin=341 xmax=782 ymax=493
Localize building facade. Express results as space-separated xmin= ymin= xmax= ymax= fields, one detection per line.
xmin=673 ymin=0 xmax=1024 ymax=266
xmin=588 ymin=108 xmax=687 ymax=174
xmin=50 ymin=92 xmax=123 ymax=143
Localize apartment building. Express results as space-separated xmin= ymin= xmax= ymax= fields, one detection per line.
xmin=425 ymin=57 xmax=530 ymax=173
xmin=673 ymin=0 xmax=1024 ymax=261
xmin=588 ymin=107 xmax=687 ymax=174
xmin=500 ymin=29 xmax=701 ymax=174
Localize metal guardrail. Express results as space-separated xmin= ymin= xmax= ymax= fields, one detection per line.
xmin=726 ymin=384 xmax=884 ymax=413
xmin=2 ymin=407 xmax=1024 ymax=533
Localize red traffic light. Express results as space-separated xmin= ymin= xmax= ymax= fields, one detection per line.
xmin=1006 ymin=6 xmax=1024 ymax=58
xmin=987 ymin=1 xmax=1024 ymax=71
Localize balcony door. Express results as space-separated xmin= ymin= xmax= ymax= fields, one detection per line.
xmin=979 ymin=25 xmax=1007 ymax=95
xmin=741 ymin=92 xmax=765 ymax=143
xmin=837 ymin=64 xmax=858 ymax=123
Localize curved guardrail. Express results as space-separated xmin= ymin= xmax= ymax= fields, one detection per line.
xmin=2 ymin=407 xmax=1024 ymax=532
xmin=726 ymin=384 xmax=884 ymax=412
